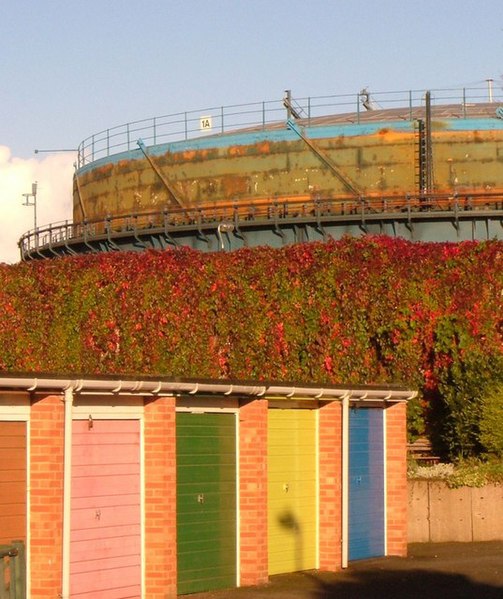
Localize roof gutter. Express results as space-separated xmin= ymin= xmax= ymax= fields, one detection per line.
xmin=0 ymin=376 xmax=417 ymax=402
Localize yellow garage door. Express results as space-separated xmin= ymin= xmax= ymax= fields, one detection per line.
xmin=268 ymin=408 xmax=317 ymax=575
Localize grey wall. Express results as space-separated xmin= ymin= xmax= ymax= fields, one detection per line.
xmin=408 ymin=481 xmax=503 ymax=543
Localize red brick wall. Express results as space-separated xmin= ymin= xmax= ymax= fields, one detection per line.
xmin=385 ymin=401 xmax=408 ymax=557
xmin=30 ymin=394 xmax=64 ymax=599
xmin=24 ymin=391 xmax=409 ymax=597
xmin=144 ymin=396 xmax=177 ymax=599
xmin=239 ymin=399 xmax=268 ymax=585
xmin=318 ymin=400 xmax=343 ymax=571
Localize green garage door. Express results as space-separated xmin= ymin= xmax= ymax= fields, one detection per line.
xmin=176 ymin=412 xmax=237 ymax=595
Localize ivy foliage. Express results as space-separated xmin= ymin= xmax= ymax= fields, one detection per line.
xmin=0 ymin=236 xmax=501 ymax=459
xmin=478 ymin=385 xmax=503 ymax=458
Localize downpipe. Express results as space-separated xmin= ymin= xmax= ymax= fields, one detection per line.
xmin=341 ymin=393 xmax=349 ymax=568
xmin=61 ymin=386 xmax=74 ymax=599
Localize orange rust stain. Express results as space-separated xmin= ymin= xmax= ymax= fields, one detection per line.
xmin=257 ymin=141 xmax=271 ymax=154
xmin=227 ymin=141 xmax=271 ymax=156
xmin=373 ymin=130 xmax=411 ymax=142
xmin=174 ymin=148 xmax=214 ymax=162
xmin=96 ymin=163 xmax=114 ymax=176
xmin=182 ymin=150 xmax=197 ymax=161
xmin=228 ymin=145 xmax=246 ymax=157
xmin=221 ymin=175 xmax=249 ymax=197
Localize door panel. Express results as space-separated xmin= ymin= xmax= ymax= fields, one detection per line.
xmin=70 ymin=419 xmax=141 ymax=599
xmin=349 ymin=408 xmax=384 ymax=561
xmin=0 ymin=421 xmax=26 ymax=545
xmin=176 ymin=412 xmax=236 ymax=595
xmin=268 ymin=409 xmax=317 ymax=575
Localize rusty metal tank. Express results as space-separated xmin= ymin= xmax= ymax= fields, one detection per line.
xmin=19 ymin=88 xmax=503 ymax=259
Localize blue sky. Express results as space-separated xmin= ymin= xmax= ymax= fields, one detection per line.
xmin=2 ymin=0 xmax=502 ymax=157
xmin=0 ymin=0 xmax=502 ymax=261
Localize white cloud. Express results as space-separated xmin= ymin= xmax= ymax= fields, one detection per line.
xmin=0 ymin=146 xmax=74 ymax=264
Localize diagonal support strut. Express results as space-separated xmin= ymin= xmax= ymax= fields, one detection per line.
xmin=137 ymin=139 xmax=186 ymax=209
xmin=287 ymin=119 xmax=361 ymax=197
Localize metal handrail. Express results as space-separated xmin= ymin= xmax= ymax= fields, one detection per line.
xmin=18 ymin=191 xmax=503 ymax=260
xmin=76 ymin=85 xmax=503 ymax=169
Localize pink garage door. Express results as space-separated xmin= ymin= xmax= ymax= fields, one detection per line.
xmin=71 ymin=419 xmax=141 ymax=599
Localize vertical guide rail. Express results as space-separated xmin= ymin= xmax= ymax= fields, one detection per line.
xmin=0 ymin=541 xmax=26 ymax=599
xmin=424 ymin=91 xmax=434 ymax=194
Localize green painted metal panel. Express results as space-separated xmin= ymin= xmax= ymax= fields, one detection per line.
xmin=176 ymin=412 xmax=237 ymax=595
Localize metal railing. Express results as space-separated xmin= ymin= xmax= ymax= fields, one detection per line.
xmin=1 ymin=542 xmax=26 ymax=599
xmin=18 ymin=191 xmax=503 ymax=260
xmin=77 ymin=85 xmax=502 ymax=169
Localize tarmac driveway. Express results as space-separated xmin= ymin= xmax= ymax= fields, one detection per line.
xmin=181 ymin=541 xmax=503 ymax=598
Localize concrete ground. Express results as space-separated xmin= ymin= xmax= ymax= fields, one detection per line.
xmin=181 ymin=542 xmax=503 ymax=598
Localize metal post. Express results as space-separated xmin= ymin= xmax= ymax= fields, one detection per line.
xmin=221 ymin=106 xmax=225 ymax=134
xmin=22 ymin=181 xmax=38 ymax=231
xmin=486 ymin=78 xmax=494 ymax=103
xmin=285 ymin=90 xmax=292 ymax=120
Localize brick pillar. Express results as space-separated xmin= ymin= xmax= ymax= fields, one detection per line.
xmin=385 ymin=401 xmax=408 ymax=557
xmin=318 ymin=400 xmax=343 ymax=571
xmin=239 ymin=398 xmax=268 ymax=586
xmin=144 ymin=396 xmax=177 ymax=598
xmin=30 ymin=394 xmax=64 ymax=599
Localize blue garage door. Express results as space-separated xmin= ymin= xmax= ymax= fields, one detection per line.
xmin=349 ymin=407 xmax=384 ymax=561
